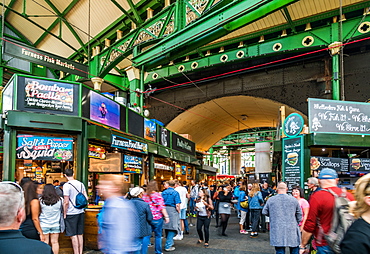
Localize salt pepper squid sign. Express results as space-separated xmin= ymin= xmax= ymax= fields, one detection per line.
xmin=16 ymin=135 xmax=74 ymax=161
xmin=308 ymin=98 xmax=370 ymax=135
xmin=283 ymin=113 xmax=304 ymax=137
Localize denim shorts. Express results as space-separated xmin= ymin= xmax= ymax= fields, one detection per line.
xmin=180 ymin=208 xmax=187 ymax=220
xmin=41 ymin=226 xmax=60 ymax=234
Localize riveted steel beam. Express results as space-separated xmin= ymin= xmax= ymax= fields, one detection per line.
xmin=144 ymin=14 xmax=370 ymax=84
xmin=132 ymin=0 xmax=299 ymax=69
xmin=111 ymin=0 xmax=139 ymax=26
xmin=127 ymin=0 xmax=144 ymax=24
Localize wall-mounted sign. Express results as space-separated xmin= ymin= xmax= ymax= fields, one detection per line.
xmin=90 ymin=92 xmax=120 ymax=130
xmin=154 ymin=163 xmax=173 ymax=171
xmin=175 ymin=164 xmax=182 ymax=175
xmin=123 ymin=155 xmax=142 ymax=174
xmin=309 ymin=98 xmax=370 ymax=135
xmin=310 ymin=156 xmax=349 ymax=172
xmin=283 ymin=113 xmax=304 ymax=137
xmin=111 ymin=135 xmax=148 ymax=154
xmin=159 ymin=127 xmax=170 ymax=147
xmin=181 ymin=165 xmax=186 ymax=175
xmin=16 ymin=135 xmax=74 ymax=161
xmin=4 ymin=38 xmax=88 ymax=77
xmin=282 ymin=136 xmax=304 ymax=190
xmin=88 ymin=145 xmax=106 ymax=159
xmin=349 ymin=158 xmax=370 ymax=171
xmin=144 ymin=119 xmax=156 ymax=142
xmin=89 ymin=153 xmax=122 ymax=172
xmin=172 ymin=133 xmax=195 ymax=155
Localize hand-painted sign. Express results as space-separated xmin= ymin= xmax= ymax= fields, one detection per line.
xmin=309 ymin=98 xmax=370 ymax=135
xmin=283 ymin=113 xmax=304 ymax=137
xmin=111 ymin=135 xmax=148 ymax=154
xmin=16 ymin=135 xmax=74 ymax=161
xmin=123 ymin=155 xmax=142 ymax=174
xmin=283 ymin=136 xmax=303 ymax=190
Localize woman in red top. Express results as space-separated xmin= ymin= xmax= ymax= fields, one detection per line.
xmin=142 ymin=181 xmax=169 ymax=254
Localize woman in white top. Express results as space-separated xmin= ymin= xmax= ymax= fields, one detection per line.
xmin=195 ymin=189 xmax=214 ymax=248
xmin=39 ymin=184 xmax=63 ymax=254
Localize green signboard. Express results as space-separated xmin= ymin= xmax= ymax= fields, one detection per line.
xmin=282 ymin=136 xmax=304 ymax=190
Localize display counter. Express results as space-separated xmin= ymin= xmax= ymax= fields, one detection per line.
xmin=59 ymin=207 xmax=102 ymax=253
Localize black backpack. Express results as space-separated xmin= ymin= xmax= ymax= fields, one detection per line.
xmin=68 ymin=182 xmax=88 ymax=209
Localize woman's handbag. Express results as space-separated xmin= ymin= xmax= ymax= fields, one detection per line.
xmin=240 ymin=200 xmax=249 ymax=209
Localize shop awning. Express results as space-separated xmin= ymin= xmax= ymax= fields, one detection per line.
xmin=216 ymin=175 xmax=235 ymax=179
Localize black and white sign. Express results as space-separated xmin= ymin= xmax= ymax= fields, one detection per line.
xmin=283 ymin=136 xmax=303 ymax=190
xmin=309 ymin=98 xmax=370 ymax=135
xmin=172 ymin=133 xmax=195 ymax=155
xmin=159 ymin=127 xmax=170 ymax=147
xmin=4 ymin=38 xmax=88 ymax=77
xmin=310 ymin=156 xmax=349 ymax=172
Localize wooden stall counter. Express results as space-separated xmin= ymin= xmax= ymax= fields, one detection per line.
xmin=59 ymin=207 xmax=102 ymax=254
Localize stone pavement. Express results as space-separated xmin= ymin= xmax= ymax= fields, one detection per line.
xmin=84 ymin=213 xmax=276 ymax=254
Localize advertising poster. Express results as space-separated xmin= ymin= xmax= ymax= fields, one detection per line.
xmin=310 ymin=156 xmax=349 ymax=172
xmin=181 ymin=165 xmax=187 ymax=175
xmin=175 ymin=164 xmax=182 ymax=175
xmin=24 ymin=78 xmax=74 ymax=112
xmin=88 ymin=145 xmax=106 ymax=159
xmin=282 ymin=136 xmax=303 ymax=190
xmin=349 ymin=158 xmax=370 ymax=171
xmin=123 ymin=155 xmax=142 ymax=174
xmin=144 ymin=118 xmax=156 ymax=142
xmin=90 ymin=92 xmax=120 ymax=130
xmin=159 ymin=127 xmax=170 ymax=147
xmin=16 ymin=135 xmax=74 ymax=161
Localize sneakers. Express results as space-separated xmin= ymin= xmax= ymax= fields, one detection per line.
xmin=165 ymin=246 xmax=175 ymax=252
xmin=240 ymin=230 xmax=248 ymax=234
xmin=250 ymin=232 xmax=258 ymax=238
xmin=173 ymin=235 xmax=183 ymax=240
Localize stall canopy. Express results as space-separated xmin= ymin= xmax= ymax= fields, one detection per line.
xmin=216 ymin=175 xmax=235 ymax=179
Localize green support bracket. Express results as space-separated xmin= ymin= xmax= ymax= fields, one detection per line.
xmin=2 ymin=125 xmax=16 ymax=181
xmin=175 ymin=0 xmax=187 ymax=32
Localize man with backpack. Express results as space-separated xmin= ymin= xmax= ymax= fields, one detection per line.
xmin=63 ymin=168 xmax=88 ymax=254
xmin=300 ymin=168 xmax=354 ymax=254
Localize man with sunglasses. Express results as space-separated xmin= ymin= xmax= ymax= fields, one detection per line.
xmin=0 ymin=182 xmax=52 ymax=254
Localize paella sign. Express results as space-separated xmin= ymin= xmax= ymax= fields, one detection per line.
xmin=16 ymin=135 xmax=74 ymax=161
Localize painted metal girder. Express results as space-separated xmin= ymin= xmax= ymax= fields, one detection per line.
xmin=92 ymin=0 xmax=299 ymax=77
xmin=132 ymin=0 xmax=299 ymax=69
xmin=144 ymin=14 xmax=370 ymax=84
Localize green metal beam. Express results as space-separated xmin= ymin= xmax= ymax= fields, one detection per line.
xmin=111 ymin=0 xmax=139 ymax=26
xmin=34 ymin=0 xmax=80 ymax=47
xmin=281 ymin=7 xmax=296 ymax=33
xmin=0 ymin=2 xmax=83 ymax=57
xmin=132 ymin=0 xmax=299 ymax=69
xmin=43 ymin=0 xmax=87 ymax=54
xmin=4 ymin=22 xmax=32 ymax=45
xmin=144 ymin=14 xmax=370 ymax=84
xmin=127 ymin=0 xmax=144 ymax=24
xmin=4 ymin=0 xmax=17 ymax=18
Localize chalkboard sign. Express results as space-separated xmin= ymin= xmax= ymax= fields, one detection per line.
xmin=310 ymin=156 xmax=349 ymax=172
xmin=283 ymin=136 xmax=303 ymax=190
xmin=349 ymin=158 xmax=370 ymax=171
xmin=308 ymin=98 xmax=370 ymax=135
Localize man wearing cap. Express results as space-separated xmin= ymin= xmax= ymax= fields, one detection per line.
xmin=162 ymin=180 xmax=181 ymax=252
xmin=300 ymin=168 xmax=354 ymax=254
xmin=129 ymin=187 xmax=153 ymax=254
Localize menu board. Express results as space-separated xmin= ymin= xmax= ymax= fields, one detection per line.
xmin=283 ymin=136 xmax=303 ymax=190
xmin=309 ymin=98 xmax=370 ymax=135
xmin=123 ymin=155 xmax=142 ymax=174
xmin=349 ymin=158 xmax=370 ymax=171
xmin=310 ymin=156 xmax=349 ymax=172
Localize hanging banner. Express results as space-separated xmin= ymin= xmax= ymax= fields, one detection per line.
xmin=282 ymin=136 xmax=304 ymax=190
xmin=123 ymin=155 xmax=142 ymax=174
xmin=111 ymin=135 xmax=148 ymax=154
xmin=309 ymin=98 xmax=370 ymax=135
xmin=16 ymin=135 xmax=74 ymax=161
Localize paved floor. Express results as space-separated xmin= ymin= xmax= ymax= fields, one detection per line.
xmin=85 ymin=213 xmax=276 ymax=254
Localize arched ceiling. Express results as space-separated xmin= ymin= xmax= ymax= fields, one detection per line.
xmin=166 ymin=96 xmax=307 ymax=152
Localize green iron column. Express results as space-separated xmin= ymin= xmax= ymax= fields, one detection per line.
xmin=126 ymin=66 xmax=143 ymax=110
xmin=149 ymin=153 xmax=155 ymax=180
xmin=330 ymin=19 xmax=342 ymax=101
xmin=78 ymin=121 xmax=89 ymax=188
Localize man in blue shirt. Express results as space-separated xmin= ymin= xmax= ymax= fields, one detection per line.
xmin=162 ymin=180 xmax=181 ymax=252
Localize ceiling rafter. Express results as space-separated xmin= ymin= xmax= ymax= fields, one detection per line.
xmin=111 ymin=0 xmax=139 ymax=26
xmin=4 ymin=0 xmax=18 ymax=18
xmin=126 ymin=0 xmax=144 ymax=24
xmin=0 ymin=2 xmax=84 ymax=57
xmin=43 ymin=0 xmax=87 ymax=54
xmin=281 ymin=7 xmax=296 ymax=33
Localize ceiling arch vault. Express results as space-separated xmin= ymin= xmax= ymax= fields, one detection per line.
xmin=166 ymin=95 xmax=306 ymax=152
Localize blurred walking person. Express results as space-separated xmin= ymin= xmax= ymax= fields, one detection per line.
xmin=340 ymin=173 xmax=370 ymax=253
xmin=237 ymin=185 xmax=249 ymax=234
xmin=143 ymin=180 xmax=169 ymax=254
xmin=248 ymin=183 xmax=264 ymax=238
xmin=195 ymin=189 xmax=214 ymax=248
xmin=20 ymin=181 xmax=44 ymax=241
xmin=97 ymin=175 xmax=138 ymax=254
xmin=39 ymin=184 xmax=63 ymax=254
xmin=162 ymin=180 xmax=181 ymax=252
xmin=129 ymin=187 xmax=153 ymax=254
xmin=263 ymin=182 xmax=302 ymax=254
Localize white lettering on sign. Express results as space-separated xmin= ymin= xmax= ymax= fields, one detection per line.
xmin=16 ymin=146 xmax=56 ymax=160
xmin=112 ymin=135 xmax=147 ymax=152
xmin=177 ymin=139 xmax=192 ymax=152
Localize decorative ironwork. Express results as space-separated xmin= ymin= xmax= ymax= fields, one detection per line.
xmin=186 ymin=6 xmax=198 ymax=25
xmin=188 ymin=0 xmax=209 ymax=15
xmin=164 ymin=14 xmax=175 ymax=35
xmin=134 ymin=31 xmax=155 ymax=46
xmin=146 ymin=17 xmax=167 ymax=37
